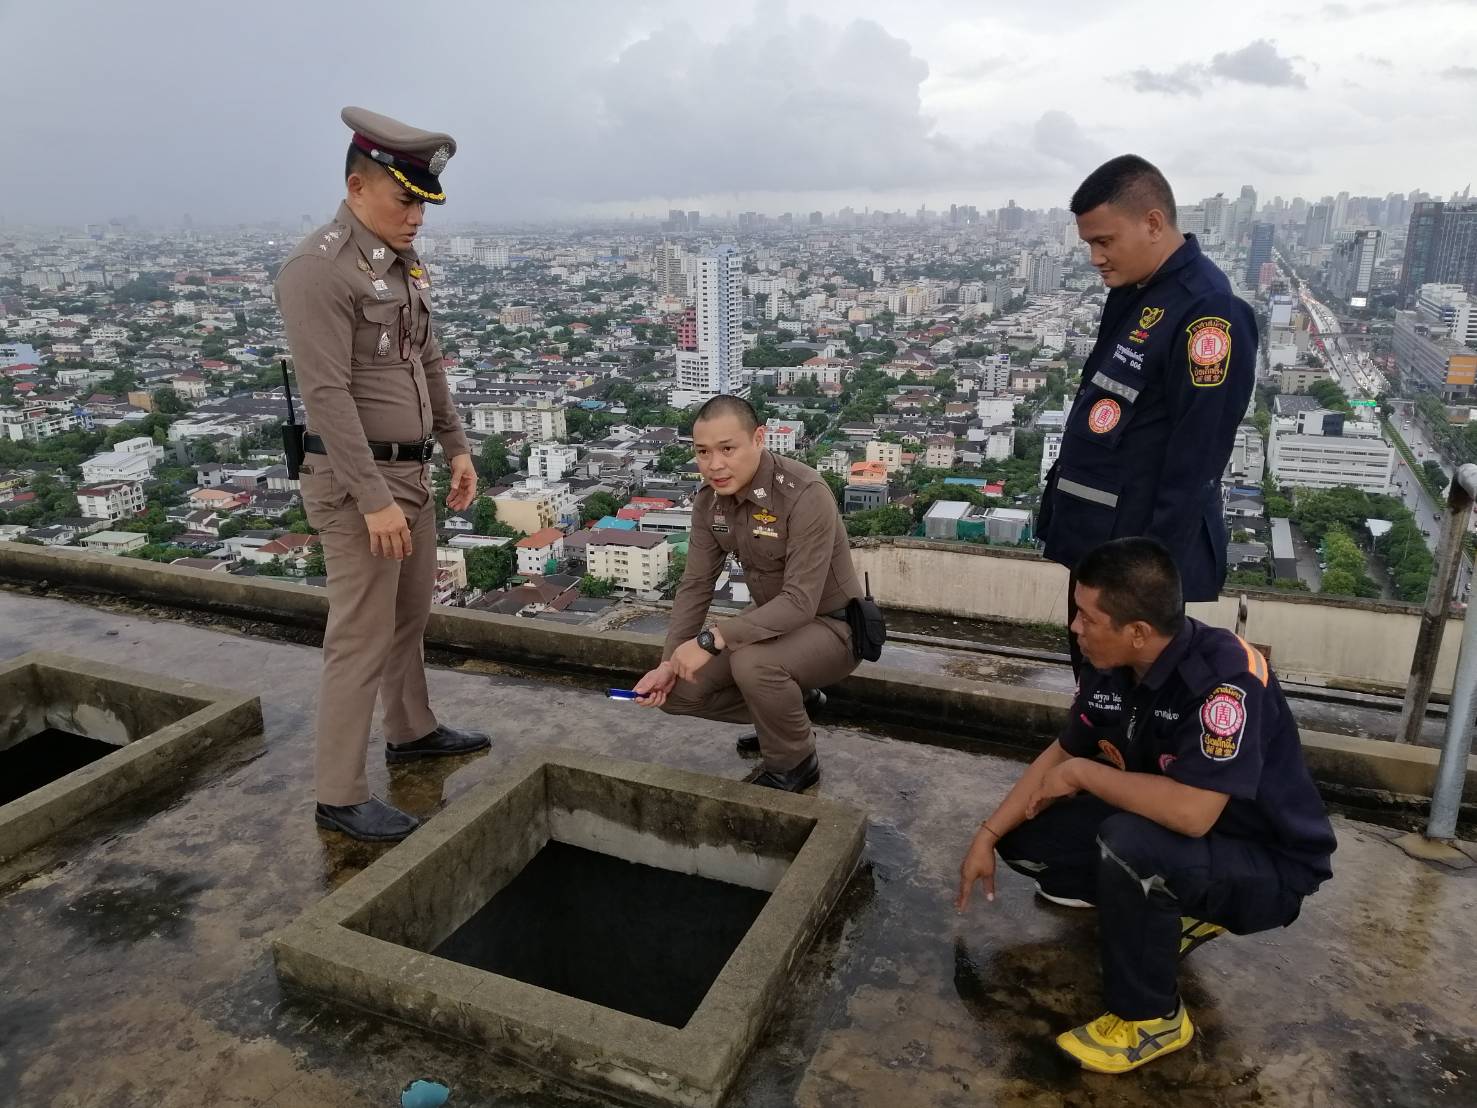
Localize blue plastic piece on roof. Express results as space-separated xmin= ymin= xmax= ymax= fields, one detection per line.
xmin=401 ymin=1079 xmax=449 ymax=1108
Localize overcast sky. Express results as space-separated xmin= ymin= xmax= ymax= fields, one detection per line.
xmin=1 ymin=0 xmax=1475 ymax=227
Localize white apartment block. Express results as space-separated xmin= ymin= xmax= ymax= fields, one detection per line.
xmin=585 ymin=531 xmax=671 ymax=592
xmin=470 ymin=401 xmax=567 ymax=441
xmin=1 ymin=404 xmax=80 ymax=442
xmin=1040 ymin=433 xmax=1063 ymax=483
xmin=764 ymin=420 xmax=804 ymax=454
xmin=76 ymin=480 xmax=146 ymax=521
xmin=528 ymin=442 xmax=579 ymax=481
xmin=81 ymin=437 xmax=164 ymax=484
xmin=1268 ymin=431 xmax=1395 ymax=494
xmin=925 ymin=437 xmax=956 ymax=469
xmin=515 ymin=527 xmax=566 ymax=577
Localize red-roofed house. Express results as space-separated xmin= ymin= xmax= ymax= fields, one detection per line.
xmin=515 ymin=526 xmax=566 ymax=577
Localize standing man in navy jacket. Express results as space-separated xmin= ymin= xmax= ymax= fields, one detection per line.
xmin=1038 ymin=155 xmax=1256 ymax=673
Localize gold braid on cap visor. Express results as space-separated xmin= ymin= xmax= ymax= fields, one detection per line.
xmin=386 ymin=164 xmax=445 ymax=202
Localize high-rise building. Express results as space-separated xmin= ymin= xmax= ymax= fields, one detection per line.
xmin=1416 ymin=284 xmax=1477 ymax=347
xmin=1305 ymin=203 xmax=1332 ymax=249
xmin=999 ymin=200 xmax=1025 ymax=232
xmin=1201 ymin=194 xmax=1231 ymax=243
xmin=1331 ymin=191 xmax=1350 ymax=232
xmin=1232 ymin=185 xmax=1258 ymax=244
xmin=1328 ymin=229 xmax=1382 ymax=307
xmin=653 ymin=242 xmax=686 ymax=299
xmin=1246 ymin=222 xmax=1275 ymax=286
xmin=1399 ymin=201 xmax=1477 ymax=306
xmin=674 ymin=245 xmax=744 ymax=401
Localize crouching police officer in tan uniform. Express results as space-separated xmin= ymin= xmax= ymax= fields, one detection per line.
xmin=276 ymin=107 xmax=490 ymax=842
xmin=634 ymin=395 xmax=862 ymax=792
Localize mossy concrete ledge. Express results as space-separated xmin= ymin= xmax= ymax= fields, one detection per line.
xmin=2 ymin=541 xmax=1472 ymax=812
xmin=0 ymin=650 xmax=263 ymax=860
xmin=272 ymin=747 xmax=867 ymax=1108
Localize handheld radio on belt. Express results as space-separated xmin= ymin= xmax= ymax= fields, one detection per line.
xmin=279 ymin=359 xmax=306 ymax=478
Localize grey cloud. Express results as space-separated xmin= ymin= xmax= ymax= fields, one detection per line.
xmin=1209 ymin=39 xmax=1308 ymax=88
xmin=1358 ymin=54 xmax=1394 ymax=68
xmin=1441 ymin=65 xmax=1477 ymax=81
xmin=1032 ymin=110 xmax=1104 ymax=163
xmin=1127 ymin=65 xmax=1204 ymax=96
xmin=1128 ymin=39 xmax=1307 ymax=97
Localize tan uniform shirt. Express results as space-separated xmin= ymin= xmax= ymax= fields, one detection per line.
xmin=664 ymin=451 xmax=862 ymax=658
xmin=275 ymin=201 xmax=469 ymax=514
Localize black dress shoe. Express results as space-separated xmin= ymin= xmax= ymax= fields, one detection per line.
xmin=314 ymin=796 xmax=421 ymax=842
xmin=385 ymin=723 xmax=491 ymax=764
xmin=743 ymin=752 xmax=820 ymax=793
xmin=736 ymin=689 xmax=827 ymax=755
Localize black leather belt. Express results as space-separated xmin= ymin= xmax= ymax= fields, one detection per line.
xmin=303 ymin=432 xmax=436 ymax=463
xmin=824 ymin=607 xmax=849 ymax=620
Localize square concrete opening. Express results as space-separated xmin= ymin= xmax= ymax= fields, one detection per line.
xmin=0 ymin=651 xmax=263 ymax=861
xmin=274 ymin=748 xmax=867 ymax=1108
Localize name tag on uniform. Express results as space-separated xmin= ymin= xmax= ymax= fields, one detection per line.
xmin=752 ymin=526 xmax=779 ymax=539
xmin=711 ymin=511 xmax=728 ymax=534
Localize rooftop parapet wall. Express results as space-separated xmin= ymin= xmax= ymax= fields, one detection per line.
xmin=1 ymin=541 xmax=1472 ymax=812
xmin=2 ymin=538 xmax=1455 ymax=696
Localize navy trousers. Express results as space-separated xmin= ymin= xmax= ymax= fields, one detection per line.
xmin=997 ymin=795 xmax=1305 ymax=1019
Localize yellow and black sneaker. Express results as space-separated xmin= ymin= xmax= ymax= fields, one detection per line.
xmin=1179 ymin=916 xmax=1226 ymax=957
xmin=1056 ymin=1004 xmax=1195 ymax=1074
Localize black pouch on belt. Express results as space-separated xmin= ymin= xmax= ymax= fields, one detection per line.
xmin=845 ymin=572 xmax=887 ymax=662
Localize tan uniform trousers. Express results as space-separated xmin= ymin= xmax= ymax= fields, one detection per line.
xmin=660 ymin=617 xmax=856 ymax=771
xmin=302 ymin=459 xmax=438 ymax=805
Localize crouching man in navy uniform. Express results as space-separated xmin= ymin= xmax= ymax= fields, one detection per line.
xmin=1036 ymin=155 xmax=1256 ymax=674
xmin=956 ymin=538 xmax=1335 ymax=1074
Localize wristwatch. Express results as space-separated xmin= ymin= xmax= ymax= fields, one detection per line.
xmin=696 ymin=629 xmax=722 ymax=656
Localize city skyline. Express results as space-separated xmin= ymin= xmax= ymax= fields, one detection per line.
xmin=2 ymin=0 xmax=1476 ymax=225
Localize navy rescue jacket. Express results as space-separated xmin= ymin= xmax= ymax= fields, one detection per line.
xmin=1039 ymin=235 xmax=1256 ymax=602
xmin=1062 ymin=618 xmax=1336 ymax=892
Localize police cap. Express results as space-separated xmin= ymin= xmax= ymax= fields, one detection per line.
xmin=341 ymin=106 xmax=456 ymax=205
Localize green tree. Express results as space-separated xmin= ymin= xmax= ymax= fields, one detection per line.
xmin=255 ymin=556 xmax=289 ymax=577
xmin=844 ymin=504 xmax=913 ymax=536
xmin=479 ymin=434 xmax=515 ymax=481
xmin=583 ymin=491 xmax=624 ymax=522
xmin=664 ymin=550 xmax=687 ymax=588
xmin=102 ymin=367 xmax=140 ymax=395
xmin=465 ymin=544 xmax=516 ymax=591
xmin=153 ymin=387 xmax=189 ymax=415
xmin=580 ymin=575 xmax=618 ymax=597
xmin=821 ymin=471 xmax=845 ymax=507
xmin=655 ymin=445 xmax=694 ymax=474
xmin=217 ymin=517 xmax=242 ymax=539
xmin=302 ymin=547 xmax=327 ymax=577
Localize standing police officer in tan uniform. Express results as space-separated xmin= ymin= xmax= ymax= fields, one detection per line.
xmin=276 ymin=107 xmax=489 ymax=842
xmin=633 ymin=395 xmax=862 ymax=792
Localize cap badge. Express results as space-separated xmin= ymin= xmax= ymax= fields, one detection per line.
xmin=372 ymin=247 xmax=386 ymax=260
xmin=428 ymin=144 xmax=452 ymax=175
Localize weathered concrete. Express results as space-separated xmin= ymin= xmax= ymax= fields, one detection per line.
xmin=0 ymin=588 xmax=1475 ymax=1107
xmin=4 ymin=544 xmax=1472 ymax=814
xmin=0 ymin=650 xmax=262 ymax=860
xmin=274 ymin=749 xmax=865 ymax=1107
xmin=5 ymin=535 xmax=1472 ymax=694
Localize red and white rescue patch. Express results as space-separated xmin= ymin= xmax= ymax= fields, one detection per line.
xmin=1087 ymin=398 xmax=1121 ymax=434
xmin=1199 ymin=684 xmax=1247 ymax=761
xmin=1186 ymin=316 xmax=1233 ymax=387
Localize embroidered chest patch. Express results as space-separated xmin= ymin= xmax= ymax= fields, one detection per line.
xmin=1087 ymin=397 xmax=1121 ymax=434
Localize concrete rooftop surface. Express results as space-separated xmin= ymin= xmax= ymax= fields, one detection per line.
xmin=1 ymin=587 xmax=1475 ymax=1108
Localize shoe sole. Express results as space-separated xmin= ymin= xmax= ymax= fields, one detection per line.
xmin=385 ymin=738 xmax=492 ymax=764
xmin=746 ymin=767 xmax=821 ymax=793
xmin=1036 ymin=886 xmax=1096 ymax=910
xmin=1059 ymin=1020 xmax=1195 ymax=1074
xmin=313 ymin=813 xmax=419 ymax=842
